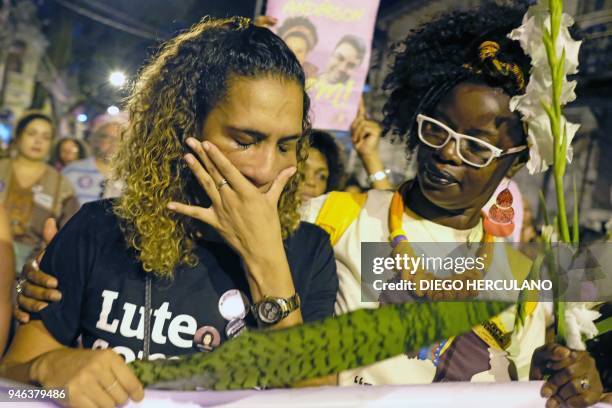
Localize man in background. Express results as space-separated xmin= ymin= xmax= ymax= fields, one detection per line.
xmin=62 ymin=113 xmax=126 ymax=205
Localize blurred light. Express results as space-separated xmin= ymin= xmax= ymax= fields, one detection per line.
xmin=107 ymin=105 xmax=120 ymax=116
xmin=109 ymin=71 xmax=126 ymax=87
xmin=77 ymin=114 xmax=88 ymax=122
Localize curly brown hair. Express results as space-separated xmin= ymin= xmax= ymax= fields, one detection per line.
xmin=112 ymin=17 xmax=311 ymax=278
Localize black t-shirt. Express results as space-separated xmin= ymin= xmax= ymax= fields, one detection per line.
xmin=33 ymin=200 xmax=338 ymax=362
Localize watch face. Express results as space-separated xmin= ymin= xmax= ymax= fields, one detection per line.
xmin=257 ymin=301 xmax=282 ymax=324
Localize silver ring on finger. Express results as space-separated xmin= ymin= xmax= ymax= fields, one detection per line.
xmin=15 ymin=278 xmax=27 ymax=295
xmin=580 ymin=377 xmax=590 ymax=391
xmin=105 ymin=379 xmax=119 ymax=392
xmin=216 ymin=178 xmax=229 ymax=191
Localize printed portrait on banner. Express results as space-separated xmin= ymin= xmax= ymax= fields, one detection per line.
xmin=266 ymin=0 xmax=380 ymax=131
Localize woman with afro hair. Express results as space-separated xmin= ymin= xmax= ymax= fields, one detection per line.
xmin=303 ymin=1 xmax=606 ymax=405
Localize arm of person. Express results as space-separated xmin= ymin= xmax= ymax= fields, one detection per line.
xmin=531 ymin=342 xmax=604 ymax=408
xmin=0 ymin=321 xmax=144 ymax=407
xmin=351 ymin=98 xmax=393 ymax=190
xmin=167 ymin=139 xmax=304 ymax=330
xmin=0 ymin=203 xmax=15 ymax=353
xmin=14 ymin=219 xmax=61 ymax=324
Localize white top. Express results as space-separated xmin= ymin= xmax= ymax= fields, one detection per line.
xmin=301 ymin=189 xmax=549 ymax=386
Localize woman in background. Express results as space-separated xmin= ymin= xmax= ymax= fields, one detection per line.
xmin=50 ymin=138 xmax=87 ymax=171
xmin=0 ymin=111 xmax=78 ymax=272
xmin=299 ymin=130 xmax=345 ymax=202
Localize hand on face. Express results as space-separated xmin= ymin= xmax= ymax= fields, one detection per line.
xmin=167 ymin=138 xmax=296 ymax=261
xmin=531 ymin=343 xmax=604 ymax=408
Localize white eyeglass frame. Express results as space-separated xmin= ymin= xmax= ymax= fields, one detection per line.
xmin=416 ymin=113 xmax=528 ymax=168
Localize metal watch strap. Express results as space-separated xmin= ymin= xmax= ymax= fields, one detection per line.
xmin=281 ymin=292 xmax=301 ymax=317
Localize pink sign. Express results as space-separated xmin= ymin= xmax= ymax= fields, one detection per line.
xmin=266 ymin=0 xmax=380 ymax=131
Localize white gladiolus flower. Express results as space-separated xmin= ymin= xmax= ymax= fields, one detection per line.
xmin=564 ymin=303 xmax=601 ymax=350
xmin=507 ymin=3 xmax=582 ymax=174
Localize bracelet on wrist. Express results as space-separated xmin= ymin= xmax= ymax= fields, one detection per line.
xmin=368 ymin=169 xmax=390 ymax=184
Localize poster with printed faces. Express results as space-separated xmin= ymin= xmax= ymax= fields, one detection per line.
xmin=266 ymin=0 xmax=380 ymax=131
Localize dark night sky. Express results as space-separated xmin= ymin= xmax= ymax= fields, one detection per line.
xmin=34 ymin=0 xmax=402 ymax=112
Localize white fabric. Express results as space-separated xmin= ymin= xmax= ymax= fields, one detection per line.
xmin=301 ymin=190 xmax=547 ymax=386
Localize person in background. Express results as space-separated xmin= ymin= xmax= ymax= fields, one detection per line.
xmin=318 ymin=35 xmax=366 ymax=86
xmin=299 ymin=130 xmax=345 ymax=202
xmin=49 ymin=138 xmax=87 ymax=172
xmin=255 ymin=15 xmax=319 ymax=78
xmin=61 ymin=113 xmax=125 ymax=205
xmin=0 ymin=111 xmax=78 ymax=272
xmin=0 ymin=203 xmax=14 ymax=354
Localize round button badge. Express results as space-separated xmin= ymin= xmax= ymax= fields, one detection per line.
xmin=193 ymin=325 xmax=221 ymax=352
xmin=218 ymin=289 xmax=249 ymax=321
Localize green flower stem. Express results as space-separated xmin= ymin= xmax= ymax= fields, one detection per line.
xmin=540 ymin=0 xmax=574 ymax=345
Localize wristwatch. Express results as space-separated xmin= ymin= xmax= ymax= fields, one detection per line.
xmin=252 ymin=293 xmax=301 ymax=325
xmin=368 ymin=169 xmax=390 ymax=184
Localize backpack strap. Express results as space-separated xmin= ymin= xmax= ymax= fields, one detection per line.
xmin=314 ymin=192 xmax=367 ymax=246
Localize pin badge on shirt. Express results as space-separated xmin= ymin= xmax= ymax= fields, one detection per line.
xmin=225 ymin=318 xmax=246 ymax=339
xmin=218 ymin=289 xmax=249 ymax=321
xmin=78 ymin=175 xmax=93 ymax=189
xmin=193 ymin=325 xmax=221 ymax=352
xmin=33 ymin=191 xmax=53 ymax=209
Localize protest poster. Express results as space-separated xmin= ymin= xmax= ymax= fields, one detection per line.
xmin=265 ymin=0 xmax=380 ymax=131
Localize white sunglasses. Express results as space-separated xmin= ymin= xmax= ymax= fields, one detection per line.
xmin=416 ymin=114 xmax=527 ymax=168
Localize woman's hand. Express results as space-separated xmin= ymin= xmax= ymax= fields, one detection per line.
xmin=531 ymin=343 xmax=604 ymax=408
xmin=167 ymin=138 xmax=300 ymax=307
xmin=14 ymin=218 xmax=61 ymax=323
xmin=350 ymin=99 xmax=383 ymax=162
xmin=32 ymin=348 xmax=144 ymax=408
xmin=351 ymin=99 xmax=392 ymax=190
xmin=168 ymin=138 xmax=295 ymax=262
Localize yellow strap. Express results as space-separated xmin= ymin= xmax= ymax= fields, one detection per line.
xmin=314 ymin=192 xmax=367 ymax=246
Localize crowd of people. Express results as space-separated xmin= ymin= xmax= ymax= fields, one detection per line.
xmin=0 ymin=2 xmax=609 ymax=407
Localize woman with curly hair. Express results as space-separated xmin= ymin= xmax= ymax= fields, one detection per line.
xmin=302 ymin=1 xmax=605 ymax=405
xmin=0 ymin=17 xmax=338 ymax=407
